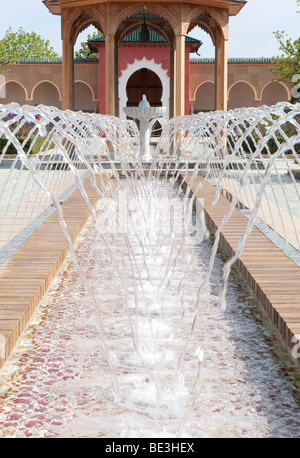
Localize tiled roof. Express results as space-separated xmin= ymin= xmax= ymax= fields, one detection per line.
xmin=190 ymin=57 xmax=275 ymax=63
xmin=0 ymin=58 xmax=98 ymax=63
xmin=0 ymin=57 xmax=275 ymax=64
xmin=88 ymin=29 xmax=201 ymax=45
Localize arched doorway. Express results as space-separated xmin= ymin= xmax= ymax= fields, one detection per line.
xmin=32 ymin=81 xmax=61 ymax=108
xmin=1 ymin=81 xmax=27 ymax=105
xmin=228 ymin=81 xmax=256 ymax=110
xmin=261 ymin=82 xmax=290 ymax=106
xmin=126 ymin=68 xmax=162 ymax=108
xmin=74 ymin=81 xmax=96 ymax=112
xmin=194 ymin=81 xmax=215 ymax=113
xmin=119 ymin=56 xmax=170 ymax=120
xmin=126 ymin=68 xmax=163 ymax=136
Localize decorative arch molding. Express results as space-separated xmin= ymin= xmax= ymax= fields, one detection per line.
xmin=185 ymin=5 xmax=229 ymax=40
xmin=188 ymin=20 xmax=216 ymax=45
xmin=0 ymin=80 xmax=29 ymax=100
xmin=193 ymin=79 xmax=215 ymax=101
xmin=228 ymin=80 xmax=258 ymax=100
xmin=61 ymin=6 xmax=106 ymax=40
xmin=205 ymin=7 xmax=229 ymax=40
xmin=117 ymin=21 xmax=171 ymax=48
xmin=30 ymin=80 xmax=62 ymax=101
xmin=260 ymin=80 xmax=291 ymax=101
xmin=74 ymin=80 xmax=98 ymax=102
xmin=110 ymin=3 xmax=178 ymax=36
xmin=119 ymin=57 xmax=170 ymax=120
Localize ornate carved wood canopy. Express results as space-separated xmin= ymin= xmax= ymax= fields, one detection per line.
xmin=43 ymin=0 xmax=246 ymax=17
xmin=43 ymin=0 xmax=246 ymax=43
xmin=43 ymin=0 xmax=246 ymax=114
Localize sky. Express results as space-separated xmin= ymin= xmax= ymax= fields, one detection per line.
xmin=0 ymin=0 xmax=299 ymax=58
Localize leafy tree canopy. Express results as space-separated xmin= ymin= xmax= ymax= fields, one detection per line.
xmin=271 ymin=0 xmax=300 ymax=102
xmin=75 ymin=31 xmax=100 ymax=59
xmin=0 ymin=27 xmax=59 ymax=74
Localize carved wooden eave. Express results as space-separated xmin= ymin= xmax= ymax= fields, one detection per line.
xmin=43 ymin=0 xmax=247 ymax=17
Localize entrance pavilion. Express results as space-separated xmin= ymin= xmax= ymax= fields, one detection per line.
xmin=87 ymin=28 xmax=202 ymax=119
xmin=43 ymin=0 xmax=246 ymax=117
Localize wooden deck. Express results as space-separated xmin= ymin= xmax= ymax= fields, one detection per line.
xmin=0 ymin=175 xmax=110 ymax=368
xmin=180 ymin=173 xmax=300 ymax=368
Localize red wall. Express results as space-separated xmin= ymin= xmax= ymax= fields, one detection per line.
xmin=118 ymin=44 xmax=170 ymax=77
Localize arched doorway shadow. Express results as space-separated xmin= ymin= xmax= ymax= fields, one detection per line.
xmin=119 ymin=57 xmax=169 ymax=120
xmin=125 ymin=68 xmax=164 ymax=137
xmin=74 ymin=81 xmax=97 ymax=112
xmin=126 ymin=68 xmax=162 ymax=107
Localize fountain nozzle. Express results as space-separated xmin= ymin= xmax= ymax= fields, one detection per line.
xmin=123 ymin=96 xmax=166 ymax=162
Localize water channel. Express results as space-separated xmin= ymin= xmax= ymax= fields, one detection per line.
xmin=0 ymin=101 xmax=299 ymax=437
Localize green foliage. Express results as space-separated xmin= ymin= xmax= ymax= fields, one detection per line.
xmin=0 ymin=27 xmax=59 ymax=75
xmin=228 ymin=133 xmax=300 ymax=155
xmin=75 ymin=31 xmax=100 ymax=59
xmin=0 ymin=137 xmax=32 ymax=155
xmin=30 ymin=135 xmax=55 ymax=154
xmin=271 ymin=32 xmax=300 ymax=81
xmin=271 ymin=1 xmax=300 ymax=102
xmin=0 ymin=135 xmax=56 ymax=155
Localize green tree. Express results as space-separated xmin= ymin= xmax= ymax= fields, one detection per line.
xmin=75 ymin=31 xmax=100 ymax=59
xmin=271 ymin=0 xmax=300 ymax=102
xmin=0 ymin=27 xmax=59 ymax=74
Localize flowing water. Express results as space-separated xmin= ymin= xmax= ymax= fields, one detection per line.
xmin=0 ymin=102 xmax=299 ymax=437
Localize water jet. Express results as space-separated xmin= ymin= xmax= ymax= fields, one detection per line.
xmin=0 ymin=101 xmax=299 ymax=437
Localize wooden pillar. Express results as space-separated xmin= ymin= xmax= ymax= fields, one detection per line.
xmin=62 ymin=37 xmax=74 ymax=110
xmin=105 ymin=34 xmax=115 ymax=116
xmin=215 ymin=34 xmax=228 ymax=111
xmin=190 ymin=99 xmax=195 ymax=115
xmin=170 ymin=48 xmax=175 ymax=119
xmin=175 ymin=34 xmax=185 ymax=117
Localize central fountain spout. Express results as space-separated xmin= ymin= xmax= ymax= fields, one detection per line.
xmin=123 ymin=95 xmax=166 ymax=161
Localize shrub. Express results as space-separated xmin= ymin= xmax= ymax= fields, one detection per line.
xmin=0 ymin=135 xmax=55 ymax=155
xmin=0 ymin=137 xmax=32 ymax=155
xmin=229 ymin=133 xmax=297 ymax=155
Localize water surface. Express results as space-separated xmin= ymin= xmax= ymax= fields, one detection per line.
xmin=0 ymin=178 xmax=299 ymax=438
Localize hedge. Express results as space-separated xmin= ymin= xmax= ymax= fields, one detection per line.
xmin=0 ymin=137 xmax=32 ymax=155
xmin=0 ymin=136 xmax=55 ymax=155
xmin=228 ymin=134 xmax=300 ymax=155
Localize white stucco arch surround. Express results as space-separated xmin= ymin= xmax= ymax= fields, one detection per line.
xmin=119 ymin=57 xmax=170 ymax=121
